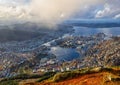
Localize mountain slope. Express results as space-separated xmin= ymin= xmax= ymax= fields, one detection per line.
xmin=81 ymin=37 xmax=120 ymax=67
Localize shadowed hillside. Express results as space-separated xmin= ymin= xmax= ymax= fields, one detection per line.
xmin=0 ymin=29 xmax=41 ymax=42
xmin=0 ymin=23 xmax=73 ymax=42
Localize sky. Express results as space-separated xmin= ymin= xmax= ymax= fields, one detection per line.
xmin=0 ymin=0 xmax=120 ymax=24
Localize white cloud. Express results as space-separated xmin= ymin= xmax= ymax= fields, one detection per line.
xmin=0 ymin=5 xmax=31 ymax=21
xmin=95 ymin=4 xmax=111 ymax=18
xmin=95 ymin=0 xmax=120 ymax=19
xmin=114 ymin=14 xmax=120 ymax=19
xmin=0 ymin=0 xmax=31 ymax=21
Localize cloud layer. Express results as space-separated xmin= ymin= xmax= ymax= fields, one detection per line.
xmin=0 ymin=0 xmax=120 ymax=24
xmin=29 ymin=0 xmax=104 ymax=24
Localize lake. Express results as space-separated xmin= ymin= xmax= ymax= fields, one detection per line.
xmin=50 ymin=46 xmax=80 ymax=61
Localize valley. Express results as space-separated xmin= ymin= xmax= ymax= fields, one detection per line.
xmin=0 ymin=21 xmax=120 ymax=85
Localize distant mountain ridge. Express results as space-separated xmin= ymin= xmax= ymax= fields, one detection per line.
xmin=64 ymin=19 xmax=120 ymax=27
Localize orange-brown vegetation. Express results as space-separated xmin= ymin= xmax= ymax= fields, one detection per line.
xmin=0 ymin=66 xmax=3 ymax=71
xmin=21 ymin=67 xmax=120 ymax=85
